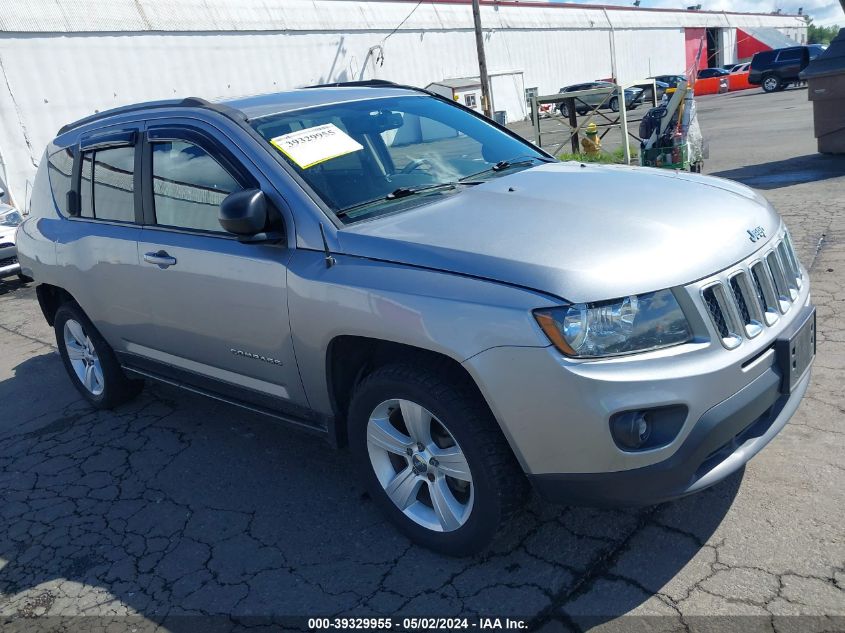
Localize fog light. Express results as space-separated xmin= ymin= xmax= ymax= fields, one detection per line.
xmin=611 ymin=411 xmax=651 ymax=449
xmin=609 ymin=405 xmax=688 ymax=452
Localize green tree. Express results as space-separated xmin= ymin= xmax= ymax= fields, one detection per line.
xmin=806 ymin=17 xmax=840 ymax=45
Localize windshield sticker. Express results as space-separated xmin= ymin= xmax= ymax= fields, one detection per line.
xmin=270 ymin=124 xmax=363 ymax=169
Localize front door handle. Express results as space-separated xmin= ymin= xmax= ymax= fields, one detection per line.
xmin=144 ymin=250 xmax=177 ymax=269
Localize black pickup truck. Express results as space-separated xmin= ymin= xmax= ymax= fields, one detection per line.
xmin=749 ymin=44 xmax=827 ymax=92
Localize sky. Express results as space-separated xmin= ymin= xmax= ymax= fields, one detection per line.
xmin=560 ymin=0 xmax=844 ymax=25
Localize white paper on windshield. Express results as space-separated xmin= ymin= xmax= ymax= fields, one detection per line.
xmin=270 ymin=124 xmax=363 ymax=169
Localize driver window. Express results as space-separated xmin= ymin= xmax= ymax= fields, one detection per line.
xmin=151 ymin=141 xmax=242 ymax=232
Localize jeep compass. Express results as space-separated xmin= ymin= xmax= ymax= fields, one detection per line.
xmin=17 ymin=82 xmax=815 ymax=555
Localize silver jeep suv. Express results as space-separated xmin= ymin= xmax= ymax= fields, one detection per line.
xmin=17 ymin=82 xmax=815 ymax=555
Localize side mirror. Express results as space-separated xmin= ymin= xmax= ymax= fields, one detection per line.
xmin=219 ymin=189 xmax=268 ymax=236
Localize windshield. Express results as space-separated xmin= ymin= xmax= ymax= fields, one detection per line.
xmin=251 ymin=95 xmax=549 ymax=223
xmin=0 ymin=208 xmax=22 ymax=227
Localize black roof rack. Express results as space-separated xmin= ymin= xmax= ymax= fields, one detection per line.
xmin=58 ymin=83 xmax=427 ymax=136
xmin=57 ymin=97 xmax=248 ymax=137
xmin=304 ymin=79 xmax=402 ymax=89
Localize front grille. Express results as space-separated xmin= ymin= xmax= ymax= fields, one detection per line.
xmin=699 ymin=233 xmax=802 ymax=349
xmin=0 ymin=255 xmax=18 ymax=267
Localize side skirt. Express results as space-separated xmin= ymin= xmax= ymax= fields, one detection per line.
xmin=118 ymin=353 xmax=335 ymax=443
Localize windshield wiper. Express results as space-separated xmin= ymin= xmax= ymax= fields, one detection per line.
xmin=459 ymin=155 xmax=556 ymax=183
xmin=336 ymin=182 xmax=458 ymax=218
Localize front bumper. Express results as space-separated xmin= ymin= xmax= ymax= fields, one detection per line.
xmin=0 ymin=245 xmax=19 ymax=278
xmin=463 ymin=231 xmax=813 ymax=504
xmin=529 ymin=364 xmax=810 ymax=506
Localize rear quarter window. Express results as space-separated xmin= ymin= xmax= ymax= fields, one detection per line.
xmin=79 ymin=146 xmax=136 ymax=222
xmin=47 ymin=147 xmax=74 ymax=215
xmin=751 ymin=52 xmax=774 ymax=67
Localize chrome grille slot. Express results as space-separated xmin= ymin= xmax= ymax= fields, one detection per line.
xmin=702 ymin=286 xmax=728 ymax=338
xmin=701 ymin=283 xmax=743 ymax=349
xmin=766 ymin=250 xmax=793 ymax=313
xmin=728 ymin=271 xmax=763 ymax=338
xmin=777 ymin=241 xmax=800 ymax=299
xmin=783 ymin=232 xmax=803 ymax=287
xmin=729 ymin=275 xmax=751 ymax=323
xmin=750 ymin=261 xmax=780 ymax=326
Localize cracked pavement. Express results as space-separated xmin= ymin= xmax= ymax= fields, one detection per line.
xmin=0 ymin=88 xmax=843 ymax=632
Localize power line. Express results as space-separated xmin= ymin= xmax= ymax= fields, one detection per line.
xmin=383 ymin=0 xmax=424 ymax=43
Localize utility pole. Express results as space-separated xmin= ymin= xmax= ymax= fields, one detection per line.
xmin=471 ymin=0 xmax=493 ymax=118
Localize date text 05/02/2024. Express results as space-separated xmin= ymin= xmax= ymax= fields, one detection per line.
xmin=307 ymin=617 xmax=528 ymax=630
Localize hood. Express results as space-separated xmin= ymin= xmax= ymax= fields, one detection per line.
xmin=338 ymin=163 xmax=780 ymax=303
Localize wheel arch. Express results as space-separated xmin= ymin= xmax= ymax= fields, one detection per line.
xmin=326 ymin=336 xmax=490 ymax=448
xmin=36 ymin=283 xmax=77 ymax=326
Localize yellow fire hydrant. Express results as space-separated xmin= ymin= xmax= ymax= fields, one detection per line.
xmin=581 ymin=121 xmax=601 ymax=157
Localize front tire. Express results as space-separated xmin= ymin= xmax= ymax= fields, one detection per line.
xmin=348 ymin=363 xmax=528 ymax=556
xmin=609 ymin=97 xmax=619 ymax=112
xmin=54 ymin=302 xmax=144 ymax=408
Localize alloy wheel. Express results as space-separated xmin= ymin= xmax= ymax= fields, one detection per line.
xmin=63 ymin=319 xmax=104 ymax=396
xmin=366 ymin=399 xmax=474 ymax=532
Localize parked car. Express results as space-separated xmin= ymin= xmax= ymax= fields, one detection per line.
xmin=729 ymin=62 xmax=751 ymax=73
xmin=651 ymin=74 xmax=687 ymax=89
xmin=697 ymin=67 xmax=731 ymax=79
xmin=749 ymin=45 xmax=817 ymax=92
xmin=639 ymin=80 xmax=669 ymax=103
xmin=0 ymin=204 xmax=23 ymax=281
xmin=557 ymin=81 xmax=643 ymax=116
xmin=18 ymin=82 xmax=815 ymax=555
xmin=537 ymin=102 xmax=555 ymax=118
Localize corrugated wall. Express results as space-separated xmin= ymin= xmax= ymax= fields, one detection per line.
xmin=0 ymin=1 xmax=808 ymax=205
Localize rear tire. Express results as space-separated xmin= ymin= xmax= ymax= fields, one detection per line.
xmin=609 ymin=97 xmax=619 ymax=112
xmin=762 ymin=75 xmax=782 ymax=93
xmin=559 ymin=103 xmax=569 ymax=118
xmin=348 ymin=363 xmax=528 ymax=556
xmin=54 ymin=302 xmax=144 ymax=409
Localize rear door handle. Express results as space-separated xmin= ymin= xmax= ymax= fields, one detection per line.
xmin=143 ymin=250 xmax=177 ymax=269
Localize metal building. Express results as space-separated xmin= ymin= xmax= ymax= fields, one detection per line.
xmin=0 ymin=0 xmax=807 ymax=207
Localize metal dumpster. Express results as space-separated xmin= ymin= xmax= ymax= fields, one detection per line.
xmin=800 ymin=28 xmax=845 ymax=154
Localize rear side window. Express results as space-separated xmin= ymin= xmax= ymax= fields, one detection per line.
xmin=151 ymin=141 xmax=242 ymax=233
xmin=47 ymin=148 xmax=74 ymax=215
xmin=79 ymin=146 xmax=136 ymax=222
xmin=752 ymin=52 xmax=774 ymax=67
xmin=777 ymin=48 xmax=803 ymax=62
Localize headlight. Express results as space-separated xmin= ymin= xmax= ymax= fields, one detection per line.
xmin=534 ymin=289 xmax=692 ymax=358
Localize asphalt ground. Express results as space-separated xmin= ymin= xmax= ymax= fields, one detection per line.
xmin=0 ymin=86 xmax=843 ymax=633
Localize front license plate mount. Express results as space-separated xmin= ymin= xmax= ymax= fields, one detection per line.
xmin=776 ymin=308 xmax=816 ymax=395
